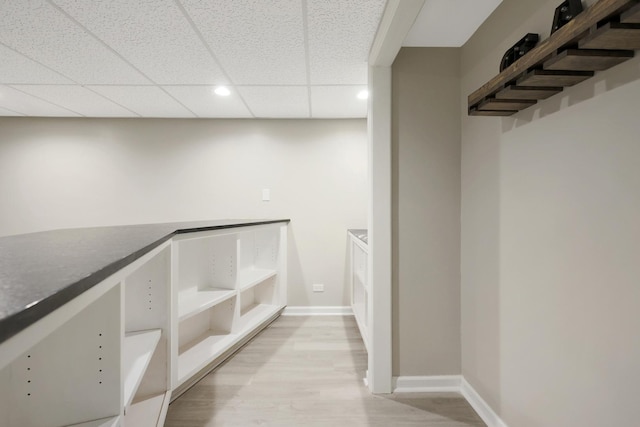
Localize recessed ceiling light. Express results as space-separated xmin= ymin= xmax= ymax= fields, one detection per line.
xmin=213 ymin=86 xmax=231 ymax=97
xmin=357 ymin=90 xmax=369 ymax=100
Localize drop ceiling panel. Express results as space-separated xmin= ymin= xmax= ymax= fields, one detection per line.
xmin=0 ymin=0 xmax=399 ymax=118
xmin=403 ymin=0 xmax=503 ymax=47
xmin=51 ymin=0 xmax=228 ymax=85
xmin=311 ymin=86 xmax=367 ymax=118
xmin=163 ymin=86 xmax=253 ymax=118
xmin=0 ymin=44 xmax=73 ymax=84
xmin=87 ymin=86 xmax=196 ymax=118
xmin=0 ymin=0 xmax=149 ymax=84
xmin=180 ymin=0 xmax=307 ymax=85
xmin=238 ymin=86 xmax=309 ymax=118
xmin=10 ymin=85 xmax=137 ymax=117
xmin=0 ymin=85 xmax=80 ymax=117
xmin=307 ymin=0 xmax=386 ymax=85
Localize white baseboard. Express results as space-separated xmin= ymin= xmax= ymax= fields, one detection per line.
xmin=393 ymin=375 xmax=462 ymax=393
xmin=460 ymin=378 xmax=509 ymax=427
xmin=281 ymin=306 xmax=353 ymax=316
xmin=392 ymin=376 xmax=508 ymax=427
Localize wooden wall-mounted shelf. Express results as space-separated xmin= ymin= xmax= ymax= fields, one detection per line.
xmin=468 ymin=0 xmax=640 ymax=116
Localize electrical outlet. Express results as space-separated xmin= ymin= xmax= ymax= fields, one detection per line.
xmin=312 ymin=283 xmax=324 ymax=292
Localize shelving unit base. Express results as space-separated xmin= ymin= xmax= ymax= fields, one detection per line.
xmin=172 ymin=307 xmax=283 ymax=401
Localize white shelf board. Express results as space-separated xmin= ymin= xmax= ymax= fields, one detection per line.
xmin=123 ymin=329 xmax=162 ymax=409
xmin=125 ymin=392 xmax=169 ymax=427
xmin=68 ymin=416 xmax=120 ymax=427
xmin=177 ymin=332 xmax=237 ymax=385
xmin=238 ymin=268 xmax=277 ymax=292
xmin=238 ymin=304 xmax=282 ymax=333
xmin=178 ymin=288 xmax=236 ymax=322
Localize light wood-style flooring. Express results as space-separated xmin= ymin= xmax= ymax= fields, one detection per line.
xmin=165 ymin=315 xmax=486 ymax=427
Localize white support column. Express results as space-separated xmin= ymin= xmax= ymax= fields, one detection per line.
xmin=367 ymin=0 xmax=425 ymax=394
xmin=367 ymin=65 xmax=393 ymax=393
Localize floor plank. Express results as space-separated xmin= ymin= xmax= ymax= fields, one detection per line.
xmin=165 ymin=316 xmax=486 ymax=427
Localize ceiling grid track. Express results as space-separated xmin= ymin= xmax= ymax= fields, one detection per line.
xmin=0 ymin=41 xmax=76 ymax=86
xmin=0 ymin=100 xmax=27 ymax=117
xmin=5 ymin=84 xmax=86 ymax=117
xmin=45 ymin=0 xmax=154 ymax=85
xmin=0 ymin=0 xmax=382 ymax=118
xmin=173 ymin=0 xmax=256 ymax=118
xmin=302 ymin=0 xmax=313 ymax=118
xmin=45 ymin=0 xmax=198 ymax=118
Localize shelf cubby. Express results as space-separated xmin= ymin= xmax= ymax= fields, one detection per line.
xmin=123 ymin=329 xmax=162 ymax=409
xmin=177 ymin=232 xmax=238 ymax=292
xmin=238 ymin=275 xmax=278 ymax=322
xmin=468 ymin=0 xmax=640 ymax=116
xmin=177 ymin=296 xmax=236 ymax=385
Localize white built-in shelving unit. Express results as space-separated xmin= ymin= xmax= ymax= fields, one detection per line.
xmin=349 ymin=232 xmax=369 ymax=352
xmin=0 ymin=221 xmax=287 ymax=427
xmin=172 ymin=225 xmax=286 ymax=392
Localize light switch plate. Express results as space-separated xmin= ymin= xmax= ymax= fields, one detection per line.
xmin=262 ymin=188 xmax=270 ymax=201
xmin=312 ymin=284 xmax=324 ymax=292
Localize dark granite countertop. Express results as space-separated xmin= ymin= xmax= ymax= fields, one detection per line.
xmin=348 ymin=229 xmax=368 ymax=245
xmin=0 ymin=219 xmax=289 ymax=345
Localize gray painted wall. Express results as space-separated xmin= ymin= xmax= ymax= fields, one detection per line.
xmin=392 ymin=48 xmax=461 ymax=376
xmin=461 ymin=0 xmax=640 ymax=425
xmin=0 ymin=117 xmax=367 ymax=307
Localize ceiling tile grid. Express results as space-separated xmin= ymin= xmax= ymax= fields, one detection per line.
xmin=403 ymin=0 xmax=503 ymax=47
xmin=306 ymin=0 xmax=386 ymax=85
xmin=0 ymin=43 xmax=73 ymax=84
xmin=0 ymin=85 xmax=81 ymax=117
xmin=50 ymin=0 xmax=229 ymax=85
xmin=237 ymin=86 xmax=310 ymax=118
xmin=87 ymin=86 xmax=196 ymax=118
xmin=0 ymin=0 xmax=150 ymax=85
xmin=179 ymin=0 xmax=308 ymax=86
xmin=10 ymin=85 xmax=139 ymax=117
xmin=163 ymin=86 xmax=253 ymax=118
xmin=311 ymin=85 xmax=368 ymax=118
xmin=0 ymin=0 xmax=389 ymax=118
